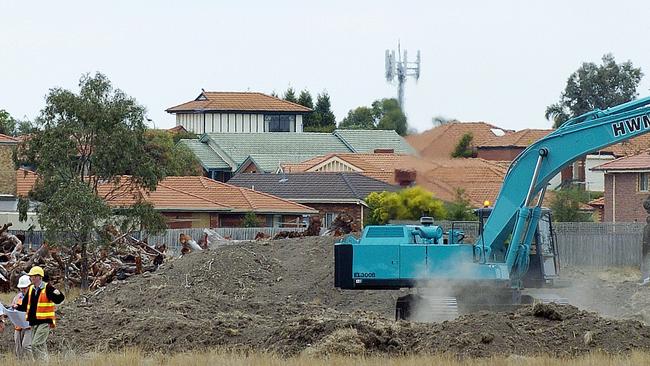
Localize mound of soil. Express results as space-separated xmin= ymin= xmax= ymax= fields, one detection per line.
xmin=2 ymin=237 xmax=650 ymax=358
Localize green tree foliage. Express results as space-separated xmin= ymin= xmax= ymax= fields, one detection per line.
xmin=445 ymin=188 xmax=477 ymax=221
xmin=366 ymin=186 xmax=447 ymax=225
xmin=283 ymin=87 xmax=297 ymax=103
xmin=339 ymin=106 xmax=376 ymax=130
xmin=241 ymin=212 xmax=261 ymax=227
xmin=451 ymin=133 xmax=475 ymax=158
xmin=545 ymin=54 xmax=643 ymax=128
xmin=310 ymin=91 xmax=336 ymax=131
xmin=297 ymin=89 xmax=315 ymax=129
xmin=38 ymin=178 xmax=111 ymax=289
xmin=16 ymin=72 xmax=171 ymax=288
xmin=549 ymin=186 xmax=593 ymax=222
xmin=0 ymin=109 xmax=16 ymax=136
xmin=143 ymin=130 xmax=203 ymax=176
xmin=375 ymin=99 xmax=407 ymax=136
xmin=339 ymin=98 xmax=408 ymax=135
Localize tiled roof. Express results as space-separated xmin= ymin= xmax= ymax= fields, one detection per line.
xmin=181 ymin=139 xmax=230 ymax=169
xmin=334 ymin=130 xmax=415 ymax=154
xmin=166 ymin=92 xmax=312 ymax=113
xmin=599 ymin=134 xmax=650 ymax=157
xmin=227 ymin=172 xmax=400 ymax=202
xmin=185 ymin=130 xmax=414 ymax=173
xmin=406 ymin=122 xmax=513 ymax=159
xmin=16 ymin=168 xmax=38 ymax=197
xmin=591 ymin=150 xmax=650 ymax=171
xmin=479 ymin=129 xmax=553 ymax=148
xmin=15 ymin=172 xmax=315 ymax=214
xmin=0 ymin=133 xmax=18 ymax=144
xmin=280 ymin=153 xmax=512 ymax=207
xmin=168 ymin=125 xmax=189 ymax=133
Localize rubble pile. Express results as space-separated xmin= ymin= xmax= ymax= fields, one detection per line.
xmin=0 ymin=223 xmax=171 ymax=291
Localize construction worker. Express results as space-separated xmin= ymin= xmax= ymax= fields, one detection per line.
xmin=11 ymin=275 xmax=33 ymax=359
xmin=15 ymin=266 xmax=65 ymax=360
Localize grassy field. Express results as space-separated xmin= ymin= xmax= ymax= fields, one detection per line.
xmin=1 ymin=350 xmax=650 ymax=366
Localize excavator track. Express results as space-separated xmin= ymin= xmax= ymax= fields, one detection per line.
xmin=395 ymin=294 xmax=458 ymax=322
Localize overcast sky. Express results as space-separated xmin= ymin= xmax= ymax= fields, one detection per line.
xmin=1 ymin=0 xmax=649 ymax=133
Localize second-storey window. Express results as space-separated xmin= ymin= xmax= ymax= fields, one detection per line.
xmin=265 ymin=115 xmax=294 ymax=132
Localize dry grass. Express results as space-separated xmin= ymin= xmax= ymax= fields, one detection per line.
xmin=1 ymin=350 xmax=650 ymax=366
xmin=0 ymin=287 xmax=82 ymax=306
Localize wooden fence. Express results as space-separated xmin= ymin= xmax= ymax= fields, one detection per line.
xmin=9 ymin=222 xmax=646 ymax=268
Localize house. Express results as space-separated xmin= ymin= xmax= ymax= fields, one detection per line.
xmin=406 ymin=122 xmax=512 ymax=159
xmin=0 ymin=134 xmax=19 ymax=195
xmin=15 ymin=170 xmax=317 ymax=229
xmin=180 ymin=129 xmax=415 ymax=182
xmin=227 ymin=172 xmax=400 ymax=229
xmin=591 ymin=150 xmax=650 ymax=222
xmin=281 ymin=152 xmax=513 ymax=207
xmin=166 ymin=91 xmax=312 ymax=134
xmin=477 ymin=129 xmax=552 ymax=161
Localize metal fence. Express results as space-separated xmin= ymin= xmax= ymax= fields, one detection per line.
xmin=8 ymin=222 xmax=646 ymax=268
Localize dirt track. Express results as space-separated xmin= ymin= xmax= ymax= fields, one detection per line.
xmin=3 ymin=236 xmax=650 ymax=357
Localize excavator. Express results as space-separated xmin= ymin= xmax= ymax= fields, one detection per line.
xmin=335 ymin=96 xmax=650 ymax=320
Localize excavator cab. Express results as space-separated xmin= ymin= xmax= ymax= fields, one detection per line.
xmin=476 ymin=207 xmax=560 ymax=288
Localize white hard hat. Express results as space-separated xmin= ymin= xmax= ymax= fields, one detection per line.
xmin=17 ymin=275 xmax=31 ymax=289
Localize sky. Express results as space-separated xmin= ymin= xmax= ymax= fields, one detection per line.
xmin=1 ymin=0 xmax=649 ymax=133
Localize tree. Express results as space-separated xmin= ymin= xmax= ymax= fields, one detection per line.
xmin=339 ymin=106 xmax=376 ymax=130
xmin=376 ymin=98 xmax=407 ymax=136
xmin=451 ymin=133 xmax=475 ymax=158
xmin=143 ymin=130 xmax=203 ymax=176
xmin=366 ymin=187 xmax=446 ymax=225
xmin=283 ymin=87 xmax=297 ymax=103
xmin=297 ymin=89 xmax=315 ymax=129
xmin=312 ymin=91 xmax=336 ymax=130
xmin=549 ymin=186 xmax=593 ymax=222
xmin=545 ymin=54 xmax=643 ymax=128
xmin=0 ymin=109 xmax=16 ymax=136
xmin=445 ymin=188 xmax=477 ymax=221
xmin=338 ymin=98 xmax=408 ymax=135
xmin=241 ymin=212 xmax=261 ymax=227
xmin=17 ymin=72 xmax=169 ymax=289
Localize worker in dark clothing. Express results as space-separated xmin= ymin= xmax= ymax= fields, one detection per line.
xmin=15 ymin=266 xmax=65 ymax=360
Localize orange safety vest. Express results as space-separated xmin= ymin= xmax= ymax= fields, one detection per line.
xmin=26 ymin=282 xmax=56 ymax=327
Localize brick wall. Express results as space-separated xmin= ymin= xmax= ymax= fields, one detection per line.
xmin=0 ymin=145 xmax=16 ymax=195
xmin=603 ymin=173 xmax=649 ymax=222
xmin=304 ymin=202 xmax=364 ymax=229
xmin=476 ymin=147 xmax=523 ymax=161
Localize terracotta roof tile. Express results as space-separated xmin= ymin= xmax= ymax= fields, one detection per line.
xmin=16 ymin=169 xmax=37 ymax=197
xmin=479 ymin=129 xmax=553 ymax=148
xmin=591 ymin=150 xmax=650 ymax=171
xmin=15 ymin=172 xmax=315 ymax=214
xmin=588 ymin=197 xmax=605 ymax=207
xmin=406 ymin=122 xmax=513 ymax=159
xmin=166 ymin=92 xmax=312 ymax=113
xmin=600 ymin=134 xmax=650 ymax=157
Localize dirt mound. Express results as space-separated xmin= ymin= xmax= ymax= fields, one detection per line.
xmin=3 ymin=237 xmax=650 ymax=358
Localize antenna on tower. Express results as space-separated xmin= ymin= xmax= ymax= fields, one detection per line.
xmin=385 ymin=41 xmax=420 ymax=110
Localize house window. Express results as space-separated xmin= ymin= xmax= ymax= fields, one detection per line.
xmin=324 ymin=212 xmax=339 ymax=229
xmin=265 ymin=115 xmax=294 ymax=132
xmin=640 ymin=173 xmax=649 ymax=192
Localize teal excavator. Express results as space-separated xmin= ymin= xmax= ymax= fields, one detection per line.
xmin=335 ymin=97 xmax=650 ymax=320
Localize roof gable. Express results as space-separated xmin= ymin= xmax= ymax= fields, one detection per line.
xmin=166 ymin=91 xmax=312 ymax=113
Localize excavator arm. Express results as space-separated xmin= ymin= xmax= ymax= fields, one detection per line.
xmin=481 ymin=97 xmax=650 ymax=278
